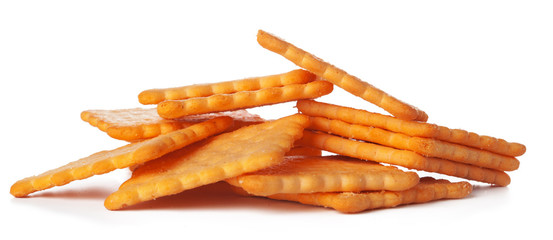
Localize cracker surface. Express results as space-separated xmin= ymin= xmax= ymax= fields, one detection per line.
xmin=139 ymin=69 xmax=316 ymax=104
xmin=157 ymin=80 xmax=333 ymax=119
xmin=257 ymin=30 xmax=428 ymax=122
xmin=81 ymin=108 xmax=263 ymax=141
xmin=10 ymin=117 xmax=233 ymax=197
xmin=297 ymin=100 xmax=526 ymax=157
xmin=104 ymin=114 xmax=310 ymax=210
xmin=262 ymin=177 xmax=472 ymax=213
xmin=226 ymin=155 xmax=419 ymax=196
xmin=308 ymin=116 xmax=520 ymax=171
xmin=298 ymin=130 xmax=511 ymax=186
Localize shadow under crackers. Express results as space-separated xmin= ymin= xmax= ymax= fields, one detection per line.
xmin=28 ymin=187 xmax=113 ymax=200
xmin=120 ymin=181 xmax=326 ymax=213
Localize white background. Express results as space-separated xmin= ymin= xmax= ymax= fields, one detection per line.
xmin=1 ymin=1 xmax=551 ymax=239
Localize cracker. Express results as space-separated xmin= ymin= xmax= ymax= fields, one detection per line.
xmin=297 ymin=100 xmax=526 ymax=157
xmin=297 ymin=131 xmax=511 ymax=186
xmin=138 ymin=69 xmax=317 ymax=104
xmin=285 ymin=146 xmax=322 ymax=157
xmin=226 ymin=155 xmax=419 ymax=196
xmin=9 ymin=117 xmax=233 ymax=197
xmin=308 ymin=116 xmax=520 ymax=171
xmin=81 ymin=108 xmax=264 ymax=141
xmin=257 ymin=30 xmax=428 ymax=122
xmin=259 ymin=177 xmax=472 ymax=213
xmin=157 ymin=80 xmax=333 ymax=119
xmin=104 ymin=114 xmax=310 ymax=210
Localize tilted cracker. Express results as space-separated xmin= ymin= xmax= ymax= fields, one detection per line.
xmin=157 ymin=80 xmax=333 ymax=119
xmin=226 ymin=155 xmax=419 ymax=196
xmin=138 ymin=69 xmax=317 ymax=104
xmin=308 ymin=116 xmax=520 ymax=171
xmin=10 ymin=117 xmax=233 ymax=197
xmin=297 ymin=131 xmax=511 ymax=186
xmin=81 ymin=108 xmax=264 ymax=141
xmin=104 ymin=114 xmax=310 ymax=210
xmin=255 ymin=177 xmax=472 ymax=213
xmin=257 ymin=30 xmax=428 ymax=122
xmin=297 ymin=100 xmax=526 ymax=157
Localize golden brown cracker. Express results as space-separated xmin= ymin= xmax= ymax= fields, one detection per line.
xmin=297 ymin=130 xmax=511 ymax=186
xmin=81 ymin=108 xmax=264 ymax=141
xmin=308 ymin=116 xmax=520 ymax=171
xmin=257 ymin=30 xmax=428 ymax=122
xmin=285 ymin=146 xmax=322 ymax=157
xmin=226 ymin=155 xmax=419 ymax=196
xmin=138 ymin=69 xmax=317 ymax=105
xmin=104 ymin=114 xmax=310 ymax=210
xmin=10 ymin=117 xmax=233 ymax=197
xmin=297 ymin=100 xmax=526 ymax=157
xmin=157 ymin=80 xmax=333 ymax=119
xmin=262 ymin=177 xmax=472 ymax=213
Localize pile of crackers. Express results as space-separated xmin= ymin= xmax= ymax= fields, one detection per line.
xmin=10 ymin=30 xmax=525 ymax=213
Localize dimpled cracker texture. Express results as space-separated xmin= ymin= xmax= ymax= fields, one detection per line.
xmin=138 ymin=69 xmax=317 ymax=104
xmin=262 ymin=177 xmax=472 ymax=213
xmin=10 ymin=117 xmax=233 ymax=197
xmin=81 ymin=108 xmax=264 ymax=141
xmin=157 ymin=80 xmax=333 ymax=119
xmin=226 ymin=155 xmax=419 ymax=196
xmin=307 ymin=116 xmax=520 ymax=172
xmin=298 ymin=131 xmax=511 ymax=186
xmin=257 ymin=30 xmax=428 ymax=122
xmin=297 ymin=100 xmax=526 ymax=157
xmin=104 ymin=114 xmax=310 ymax=210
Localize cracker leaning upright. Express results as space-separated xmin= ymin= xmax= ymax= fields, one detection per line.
xmin=257 ymin=30 xmax=427 ymax=122
xmin=104 ymin=114 xmax=310 ymax=210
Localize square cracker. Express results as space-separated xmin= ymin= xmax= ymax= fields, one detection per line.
xmin=235 ymin=177 xmax=472 ymax=213
xmin=297 ymin=130 xmax=511 ymax=186
xmin=157 ymin=80 xmax=333 ymax=119
xmin=297 ymin=100 xmax=526 ymax=157
xmin=81 ymin=108 xmax=264 ymax=141
xmin=104 ymin=114 xmax=310 ymax=210
xmin=226 ymin=155 xmax=419 ymax=196
xmin=257 ymin=30 xmax=428 ymax=122
xmin=138 ymin=69 xmax=317 ymax=104
xmin=10 ymin=117 xmax=233 ymax=197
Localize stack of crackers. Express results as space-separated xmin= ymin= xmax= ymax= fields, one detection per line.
xmin=10 ymin=30 xmax=525 ymax=213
